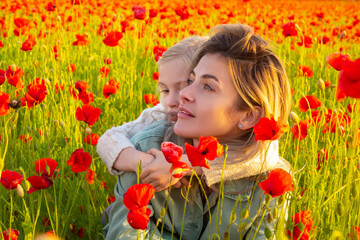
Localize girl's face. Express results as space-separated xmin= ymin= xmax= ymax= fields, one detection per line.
xmin=174 ymin=53 xmax=243 ymax=141
xmin=158 ymin=58 xmax=189 ymax=122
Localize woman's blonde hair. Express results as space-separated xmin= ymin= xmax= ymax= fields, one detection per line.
xmin=189 ymin=23 xmax=292 ymax=165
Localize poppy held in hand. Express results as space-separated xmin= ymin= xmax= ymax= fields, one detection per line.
xmin=161 ymin=142 xmax=191 ymax=178
xmin=287 ymin=211 xmax=315 ymax=240
xmin=27 ymin=175 xmax=53 ymax=194
xmin=123 ymin=183 xmax=155 ymax=230
xmin=103 ymin=31 xmax=123 ymax=47
xmin=0 ymin=170 xmax=24 ymax=190
xmin=259 ymin=168 xmax=294 ymax=197
xmin=67 ymin=148 xmax=92 ymax=173
xmin=185 ymin=136 xmax=224 ymax=169
xmin=75 ymin=104 xmax=101 ymax=126
xmin=298 ymin=95 xmax=321 ymax=112
xmin=253 ymin=116 xmax=288 ymax=141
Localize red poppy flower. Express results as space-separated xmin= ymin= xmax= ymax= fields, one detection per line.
xmin=0 ymin=170 xmax=24 ymax=190
xmin=103 ymin=31 xmax=123 ymax=47
xmin=107 ymin=196 xmax=116 ymax=204
xmin=6 ymin=65 xmax=24 ymax=89
xmin=67 ymin=148 xmax=92 ymax=173
xmin=161 ymin=142 xmax=183 ymax=164
xmin=149 ymin=9 xmax=158 ymax=18
xmin=133 ymin=6 xmax=147 ymax=20
xmin=86 ymin=169 xmax=96 ymax=184
xmin=27 ymin=175 xmax=53 ymax=194
xmin=75 ymin=104 xmax=101 ymax=126
xmin=54 ymin=83 xmax=64 ymax=94
xmin=287 ymin=211 xmax=314 ymax=240
xmin=253 ymin=116 xmax=288 ymax=141
xmin=322 ymin=111 xmax=350 ymax=134
xmin=72 ymin=34 xmax=90 ymax=46
xmin=100 ymin=66 xmax=110 ymax=78
xmin=298 ymin=65 xmax=314 ymax=77
xmin=24 ymin=79 xmax=47 ymax=108
xmin=20 ymin=135 xmax=32 ymax=143
xmin=153 ymin=45 xmax=167 ymax=62
xmin=70 ymin=81 xmax=89 ymax=99
xmin=297 ymin=35 xmax=313 ymax=48
xmin=259 ymin=168 xmax=294 ymax=197
xmin=33 ymin=158 xmax=58 ymax=177
xmin=0 ymin=91 xmax=10 ymax=116
xmin=79 ymin=91 xmax=94 ymax=104
xmin=67 ymin=63 xmax=76 ymax=72
xmin=20 ymin=34 xmax=36 ymax=51
xmin=123 ymin=183 xmax=155 ymax=230
xmin=185 ymin=136 xmax=224 ymax=169
xmin=175 ymin=6 xmax=190 ymax=20
xmin=170 ymin=161 xmax=191 ymax=178
xmin=282 ymin=22 xmax=298 ymax=37
xmin=350 ymin=226 xmax=360 ymax=240
xmin=0 ymin=41 xmax=4 ymax=48
xmin=102 ymin=84 xmax=117 ymax=99
xmin=291 ymin=120 xmax=310 ymax=141
xmin=77 ymin=228 xmax=84 ymax=238
xmin=84 ymin=133 xmax=99 ymax=145
xmin=338 ymin=58 xmax=360 ymax=99
xmin=0 ymin=69 xmax=5 ymax=85
xmin=45 ymin=2 xmax=56 ymax=11
xmin=1 ymin=228 xmax=20 ymax=240
xmin=152 ymin=72 xmax=159 ymax=81
xmin=299 ymin=95 xmax=321 ymax=112
xmin=144 ymin=93 xmax=158 ymax=105
xmin=104 ymin=58 xmax=112 ymax=64
xmin=326 ymin=52 xmax=351 ymax=71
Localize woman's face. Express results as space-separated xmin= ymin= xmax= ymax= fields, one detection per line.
xmin=174 ymin=53 xmax=242 ymax=141
xmin=158 ymin=58 xmax=189 ymax=122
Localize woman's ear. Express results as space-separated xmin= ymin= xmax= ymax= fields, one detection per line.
xmin=238 ymin=106 xmax=263 ymax=130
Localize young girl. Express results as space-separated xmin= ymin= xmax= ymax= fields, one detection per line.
xmin=97 ymin=36 xmax=207 ymax=190
xmin=103 ymin=23 xmax=292 ymax=239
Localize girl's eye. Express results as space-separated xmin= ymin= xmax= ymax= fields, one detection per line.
xmin=160 ymin=89 xmax=169 ymax=94
xmin=186 ymin=79 xmax=193 ymax=86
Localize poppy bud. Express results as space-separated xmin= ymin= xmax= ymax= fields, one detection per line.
xmin=318 ymin=79 xmax=325 ymax=90
xmin=16 ymin=184 xmax=24 ymax=197
xmin=137 ymin=160 xmax=142 ymax=177
xmin=336 ymin=203 xmax=344 ymax=216
xmin=85 ymin=127 xmax=92 ymax=135
xmin=24 ymin=179 xmax=31 ymax=191
xmin=291 ymin=61 xmax=296 ymax=66
xmin=9 ymin=99 xmax=22 ymax=109
xmin=265 ymin=194 xmax=272 ymax=205
xmin=60 ymin=121 xmax=65 ymax=128
xmin=351 ymin=183 xmax=359 ymax=199
xmin=241 ymin=208 xmax=249 ymax=219
xmin=10 ymin=64 xmax=17 ymax=72
xmin=298 ymin=222 xmax=305 ymax=231
xmin=290 ymin=111 xmax=300 ymax=124
xmin=230 ymin=211 xmax=237 ymax=223
xmin=272 ymin=207 xmax=278 ymax=218
xmin=295 ymin=24 xmax=301 ymax=33
xmin=57 ymin=15 xmax=61 ymax=22
xmin=267 ymin=213 xmax=273 ymax=223
xmin=239 ymin=222 xmax=247 ymax=231
xmin=329 ymin=84 xmax=337 ymax=88
xmin=264 ymin=227 xmax=272 ymax=239
xmin=59 ymin=106 xmax=63 ymax=112
xmin=160 ymin=207 xmax=166 ymax=218
xmin=278 ymin=195 xmax=286 ymax=206
xmin=223 ymin=232 xmax=229 ymax=240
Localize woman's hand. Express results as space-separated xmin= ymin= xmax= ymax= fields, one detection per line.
xmin=140 ymin=148 xmax=187 ymax=192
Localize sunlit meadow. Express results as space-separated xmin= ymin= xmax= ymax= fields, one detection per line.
xmin=0 ymin=0 xmax=360 ymax=239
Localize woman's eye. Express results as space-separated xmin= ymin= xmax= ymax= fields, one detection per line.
xmin=186 ymin=79 xmax=193 ymax=85
xmin=204 ymin=84 xmax=214 ymax=91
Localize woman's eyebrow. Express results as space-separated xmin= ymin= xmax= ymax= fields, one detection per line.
xmin=191 ymin=70 xmax=219 ymax=83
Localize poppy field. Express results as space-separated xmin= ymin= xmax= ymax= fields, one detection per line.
xmin=1 ymin=0 xmax=360 ymax=239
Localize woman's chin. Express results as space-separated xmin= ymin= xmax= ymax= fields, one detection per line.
xmin=174 ymin=123 xmax=196 ymax=139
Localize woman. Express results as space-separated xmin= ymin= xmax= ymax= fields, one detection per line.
xmin=103 ymin=23 xmax=292 ymax=239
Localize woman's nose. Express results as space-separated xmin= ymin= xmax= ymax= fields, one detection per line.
xmin=179 ymin=84 xmax=195 ymax=104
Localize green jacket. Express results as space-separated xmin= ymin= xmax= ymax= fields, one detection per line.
xmin=103 ymin=121 xmax=287 ymax=240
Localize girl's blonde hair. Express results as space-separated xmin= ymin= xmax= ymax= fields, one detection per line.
xmin=189 ymin=23 xmax=292 ymax=166
xmin=158 ymin=36 xmax=208 ymax=67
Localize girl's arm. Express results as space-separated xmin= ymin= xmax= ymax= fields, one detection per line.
xmin=96 ymin=104 xmax=166 ymax=175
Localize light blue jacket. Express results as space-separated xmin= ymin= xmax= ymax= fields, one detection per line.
xmin=103 ymin=121 xmax=287 ymax=239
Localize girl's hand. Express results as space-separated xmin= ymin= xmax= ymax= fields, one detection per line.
xmin=140 ymin=148 xmax=184 ymax=192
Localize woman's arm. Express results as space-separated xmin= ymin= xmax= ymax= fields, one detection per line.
xmin=96 ymin=104 xmax=166 ymax=175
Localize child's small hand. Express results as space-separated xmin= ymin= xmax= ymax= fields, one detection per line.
xmin=140 ymin=148 xmax=183 ymax=192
